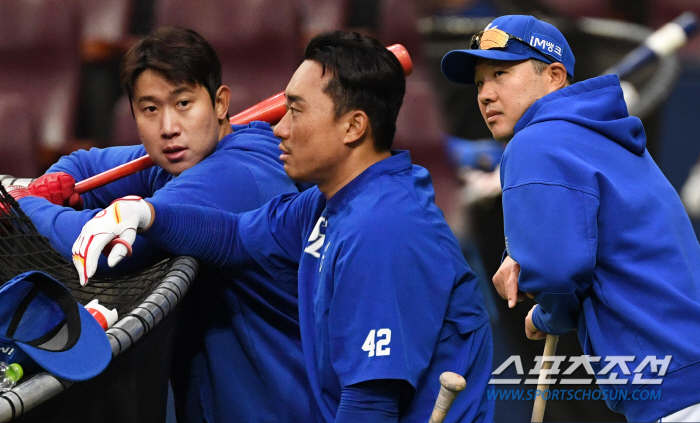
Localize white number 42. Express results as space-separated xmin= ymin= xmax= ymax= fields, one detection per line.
xmin=362 ymin=329 xmax=391 ymax=357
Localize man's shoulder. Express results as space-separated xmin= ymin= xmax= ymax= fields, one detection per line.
xmin=340 ymin=176 xmax=444 ymax=240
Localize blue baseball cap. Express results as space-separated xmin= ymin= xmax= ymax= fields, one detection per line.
xmin=0 ymin=271 xmax=111 ymax=381
xmin=441 ymin=15 xmax=575 ymax=84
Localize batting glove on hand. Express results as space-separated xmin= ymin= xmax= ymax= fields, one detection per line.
xmin=29 ymin=172 xmax=83 ymax=209
xmin=72 ymin=196 xmax=152 ymax=286
xmin=0 ymin=185 xmax=32 ymax=216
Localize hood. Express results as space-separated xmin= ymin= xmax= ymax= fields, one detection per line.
xmin=513 ymin=75 xmax=646 ymax=155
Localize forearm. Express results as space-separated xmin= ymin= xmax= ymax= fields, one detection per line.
xmin=21 ymin=196 xmax=168 ymax=273
xmin=145 ymin=201 xmax=248 ymax=268
xmin=334 ymin=380 xmax=402 ymax=423
xmin=47 ymin=146 xmax=156 ymax=208
xmin=19 ymin=196 xmax=98 ymax=260
xmin=503 ymin=183 xmax=598 ymax=334
xmin=531 ymin=292 xmax=582 ymax=335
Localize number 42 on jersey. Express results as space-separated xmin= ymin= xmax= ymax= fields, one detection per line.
xmin=362 ymin=329 xmax=392 ymax=357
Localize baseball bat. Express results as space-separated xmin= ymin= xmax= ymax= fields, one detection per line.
xmin=531 ymin=334 xmax=559 ymax=423
xmin=602 ymin=11 xmax=698 ymax=79
xmin=73 ymin=44 xmax=413 ymax=194
xmin=428 ymin=371 xmax=467 ymax=423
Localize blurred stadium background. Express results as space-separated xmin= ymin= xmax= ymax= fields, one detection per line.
xmin=1 ymin=0 xmax=700 ymax=421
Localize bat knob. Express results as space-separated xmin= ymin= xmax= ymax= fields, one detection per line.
xmin=675 ymin=11 xmax=698 ymax=37
xmin=439 ymin=372 xmax=466 ymax=392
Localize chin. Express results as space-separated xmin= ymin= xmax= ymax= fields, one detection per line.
xmin=161 ymin=161 xmax=188 ymax=177
xmin=491 ymin=129 xmax=514 ymax=143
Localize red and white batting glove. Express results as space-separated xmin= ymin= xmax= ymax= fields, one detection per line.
xmin=0 ymin=185 xmax=33 ymax=215
xmin=72 ymin=196 xmax=152 ymax=286
xmin=28 ymin=172 xmax=83 ymax=209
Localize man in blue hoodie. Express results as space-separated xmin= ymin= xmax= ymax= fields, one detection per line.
xmin=441 ymin=15 xmax=700 ymax=422
xmin=4 ymin=27 xmax=310 ymax=423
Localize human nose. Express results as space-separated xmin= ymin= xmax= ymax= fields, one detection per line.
xmin=160 ymin=108 xmax=181 ymax=139
xmin=273 ymin=109 xmax=290 ymax=140
xmin=478 ymin=82 xmax=497 ymax=106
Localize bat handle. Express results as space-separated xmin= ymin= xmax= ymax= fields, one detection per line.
xmin=531 ymin=334 xmax=559 ymax=423
xmin=74 ymin=155 xmax=156 ymax=194
xmin=428 ymin=372 xmax=466 ymax=423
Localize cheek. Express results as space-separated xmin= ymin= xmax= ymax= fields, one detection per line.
xmin=135 ymin=120 xmax=160 ymax=149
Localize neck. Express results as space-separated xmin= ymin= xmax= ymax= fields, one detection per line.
xmin=319 ymin=149 xmax=391 ymax=199
xmin=219 ymin=120 xmax=233 ymax=140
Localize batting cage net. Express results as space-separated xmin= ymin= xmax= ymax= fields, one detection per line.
xmin=0 ymin=184 xmax=199 ymax=422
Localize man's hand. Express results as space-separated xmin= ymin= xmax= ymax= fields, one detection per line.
xmin=0 ymin=186 xmax=32 ymax=216
xmin=28 ymin=172 xmax=84 ymax=209
xmin=525 ymin=305 xmax=547 ymax=340
xmin=492 ymin=255 xmax=530 ymax=308
xmin=72 ymin=196 xmax=153 ymax=286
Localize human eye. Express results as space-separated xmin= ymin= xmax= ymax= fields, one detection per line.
xmin=177 ymin=99 xmax=191 ymax=108
xmin=142 ymin=105 xmax=157 ymax=114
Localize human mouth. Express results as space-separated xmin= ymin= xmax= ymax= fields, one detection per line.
xmin=163 ymin=145 xmax=187 ymax=161
xmin=279 ymin=144 xmax=290 ymax=161
xmin=486 ymin=110 xmax=502 ymax=124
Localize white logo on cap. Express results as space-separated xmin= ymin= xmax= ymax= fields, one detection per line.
xmin=529 ymin=33 xmax=563 ymax=60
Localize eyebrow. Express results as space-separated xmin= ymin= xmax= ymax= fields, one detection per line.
xmin=135 ymin=86 xmax=195 ymax=104
xmin=285 ymin=94 xmax=304 ymax=105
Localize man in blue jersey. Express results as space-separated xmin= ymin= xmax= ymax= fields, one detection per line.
xmin=6 ymin=27 xmax=311 ymax=423
xmin=72 ymin=31 xmax=494 ymax=423
xmin=441 ymin=15 xmax=700 ymax=421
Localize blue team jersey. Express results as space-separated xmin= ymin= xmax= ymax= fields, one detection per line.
xmin=18 ymin=122 xmax=314 ymax=422
xmin=147 ymin=151 xmax=494 ymax=422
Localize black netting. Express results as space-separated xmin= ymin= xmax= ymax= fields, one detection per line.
xmin=0 ymin=185 xmax=173 ymax=316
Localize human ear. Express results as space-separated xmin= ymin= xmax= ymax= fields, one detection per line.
xmin=343 ymin=110 xmax=370 ymax=145
xmin=547 ymin=63 xmax=568 ymax=91
xmin=214 ymin=85 xmax=231 ymax=121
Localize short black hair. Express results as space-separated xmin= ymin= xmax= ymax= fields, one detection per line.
xmin=304 ymin=31 xmax=406 ymax=151
xmin=530 ymin=58 xmax=574 ymax=85
xmin=121 ymin=27 xmax=223 ymax=109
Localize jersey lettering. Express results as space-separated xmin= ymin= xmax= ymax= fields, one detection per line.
xmin=304 ymin=216 xmax=327 ymax=258
xmin=362 ymin=330 xmax=376 ymax=357
xmin=362 ymin=328 xmax=392 ymax=357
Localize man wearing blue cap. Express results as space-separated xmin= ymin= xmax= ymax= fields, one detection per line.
xmin=441 ymin=15 xmax=700 ymax=422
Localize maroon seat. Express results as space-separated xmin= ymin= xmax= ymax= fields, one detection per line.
xmin=153 ymin=0 xmax=307 ymax=115
xmin=376 ymin=0 xmax=459 ymax=224
xmin=0 ymin=93 xmax=39 ymax=177
xmin=111 ymin=95 xmax=141 ymax=146
xmin=81 ymin=0 xmax=133 ymax=48
xmin=0 ymin=0 xmax=82 ymax=153
xmin=536 ymin=0 xmax=615 ymax=19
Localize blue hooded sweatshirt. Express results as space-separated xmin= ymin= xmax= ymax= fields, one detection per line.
xmin=501 ymin=75 xmax=700 ymax=421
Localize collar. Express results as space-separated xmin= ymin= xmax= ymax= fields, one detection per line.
xmin=325 ymin=150 xmax=412 ymax=214
xmin=513 ymin=74 xmax=621 ymax=135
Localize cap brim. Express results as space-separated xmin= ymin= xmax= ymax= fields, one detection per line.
xmin=441 ymin=49 xmax=532 ymax=84
xmin=17 ymin=304 xmax=112 ymax=382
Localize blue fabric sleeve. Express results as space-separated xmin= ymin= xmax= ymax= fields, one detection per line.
xmin=503 ymin=183 xmax=599 ymax=335
xmin=17 ymin=196 xmax=169 ymax=275
xmin=45 ymin=146 xmax=165 ymax=209
xmin=147 ymin=192 xmax=310 ymax=272
xmin=329 ymin=213 xmax=455 ymax=389
xmin=334 ymin=380 xmax=401 ymax=423
xmin=146 ymin=201 xmax=248 ymax=268
xmin=18 ymin=146 xmax=170 ymax=273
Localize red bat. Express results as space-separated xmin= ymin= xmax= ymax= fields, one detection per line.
xmin=74 ymin=44 xmax=413 ymax=194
